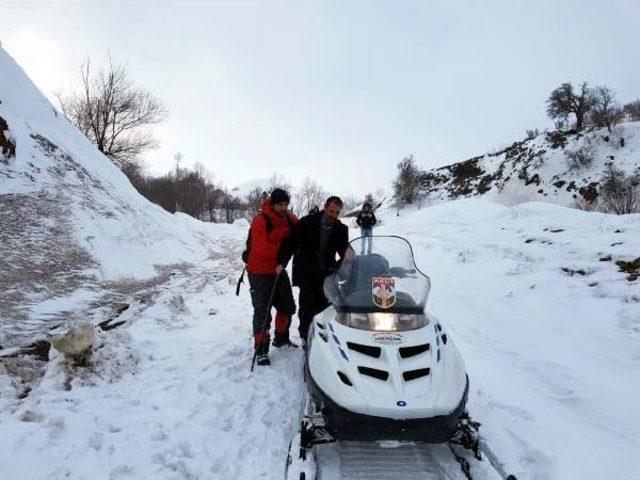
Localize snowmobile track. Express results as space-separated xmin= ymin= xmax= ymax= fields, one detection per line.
xmin=315 ymin=441 xmax=452 ymax=480
xmin=313 ymin=441 xmax=503 ymax=480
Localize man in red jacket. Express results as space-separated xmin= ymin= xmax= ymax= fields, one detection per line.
xmin=246 ymin=188 xmax=298 ymax=366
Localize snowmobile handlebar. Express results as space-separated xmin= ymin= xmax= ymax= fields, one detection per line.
xmin=388 ymin=266 xmax=418 ymax=278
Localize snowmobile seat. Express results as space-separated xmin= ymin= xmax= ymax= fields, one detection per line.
xmin=353 ymin=253 xmax=390 ymax=292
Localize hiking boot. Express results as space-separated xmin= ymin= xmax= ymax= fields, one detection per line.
xmin=272 ymin=330 xmax=298 ymax=348
xmin=257 ymin=353 xmax=271 ymax=366
xmin=255 ymin=340 xmax=270 ymax=366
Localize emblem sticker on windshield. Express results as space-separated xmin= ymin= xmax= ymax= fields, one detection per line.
xmin=372 ymin=276 xmax=396 ymax=309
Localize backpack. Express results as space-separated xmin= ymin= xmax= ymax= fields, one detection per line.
xmin=241 ymin=212 xmax=294 ymax=263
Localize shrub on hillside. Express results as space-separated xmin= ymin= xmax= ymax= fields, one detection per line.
xmin=623 ymin=100 xmax=640 ymax=122
xmin=574 ymin=197 xmax=598 ymax=212
xmin=525 ymin=129 xmax=540 ymax=141
xmin=598 ymin=166 xmax=640 ymax=214
xmin=546 ymin=130 xmax=569 ymax=149
xmin=565 ymin=145 xmax=595 ymax=170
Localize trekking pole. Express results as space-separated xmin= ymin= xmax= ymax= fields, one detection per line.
xmin=250 ymin=271 xmax=282 ymax=372
xmin=235 ymin=267 xmax=246 ymax=296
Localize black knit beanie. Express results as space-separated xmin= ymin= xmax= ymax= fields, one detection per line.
xmin=269 ymin=188 xmax=290 ymax=205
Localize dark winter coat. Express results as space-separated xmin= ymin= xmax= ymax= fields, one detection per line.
xmin=278 ymin=211 xmax=350 ymax=286
xmin=246 ymin=201 xmax=298 ymax=275
xmin=356 ymin=210 xmax=377 ymax=229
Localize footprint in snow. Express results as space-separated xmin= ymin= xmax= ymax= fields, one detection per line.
xmin=109 ymin=465 xmax=135 ymax=480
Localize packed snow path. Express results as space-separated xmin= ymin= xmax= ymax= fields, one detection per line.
xmin=1 ymin=241 xmax=306 ymax=480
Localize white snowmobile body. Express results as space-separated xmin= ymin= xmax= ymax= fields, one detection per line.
xmin=305 ymin=236 xmax=468 ymax=443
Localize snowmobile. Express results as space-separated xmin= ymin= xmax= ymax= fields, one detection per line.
xmin=285 ymin=236 xmax=516 ymax=480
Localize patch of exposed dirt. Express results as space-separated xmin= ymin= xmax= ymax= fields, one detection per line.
xmin=578 ymin=183 xmax=599 ymax=202
xmin=0 ymin=116 xmax=16 ymax=164
xmin=0 ymin=192 xmax=99 ymax=346
xmin=616 ymin=257 xmax=640 ymax=281
xmin=561 ymin=267 xmax=588 ymax=277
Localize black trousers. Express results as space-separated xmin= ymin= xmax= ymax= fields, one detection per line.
xmin=248 ymin=272 xmax=296 ymax=336
xmin=297 ymin=275 xmax=329 ymax=342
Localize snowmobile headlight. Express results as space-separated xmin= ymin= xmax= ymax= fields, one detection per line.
xmin=370 ymin=313 xmax=397 ymax=331
xmin=350 ymin=313 xmax=371 ymax=328
xmin=370 ymin=313 xmax=427 ymax=331
xmin=397 ymin=313 xmax=429 ymax=330
xmin=336 ymin=313 xmax=369 ymax=329
xmin=337 ymin=313 xmax=428 ymax=331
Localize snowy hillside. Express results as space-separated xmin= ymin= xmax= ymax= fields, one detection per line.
xmin=0 ymin=46 xmax=243 ymax=352
xmin=420 ymin=124 xmax=640 ymax=207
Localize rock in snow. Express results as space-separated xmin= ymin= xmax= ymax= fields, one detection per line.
xmin=49 ymin=322 xmax=95 ymax=359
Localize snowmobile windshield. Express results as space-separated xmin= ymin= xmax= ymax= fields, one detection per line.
xmin=323 ymin=236 xmax=431 ymax=314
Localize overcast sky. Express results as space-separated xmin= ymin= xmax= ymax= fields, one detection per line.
xmin=1 ymin=0 xmax=639 ymax=197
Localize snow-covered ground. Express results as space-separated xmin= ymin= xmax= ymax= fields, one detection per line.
xmin=382 ymin=201 xmax=640 ymax=480
xmin=2 ymin=43 xmax=640 ymax=480
xmin=2 ymin=200 xmax=639 ymax=480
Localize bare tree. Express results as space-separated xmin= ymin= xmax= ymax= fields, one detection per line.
xmin=246 ymin=187 xmax=267 ymax=217
xmin=267 ymin=172 xmax=293 ymax=195
xmin=194 ymin=161 xmax=214 ymax=185
xmin=546 ymin=82 xmax=596 ymax=130
xmin=364 ymin=192 xmax=374 ymax=205
xmin=295 ymin=177 xmax=327 ymax=216
xmin=623 ymin=100 xmax=640 ymax=122
xmin=591 ymin=86 xmax=623 ymax=132
xmin=206 ymin=187 xmax=226 ymax=222
xmin=58 ymin=57 xmax=167 ymax=175
xmin=222 ymin=191 xmax=242 ymax=224
xmin=173 ymin=160 xmax=214 ymax=219
xmin=525 ymin=128 xmax=540 ymax=140
xmin=393 ymin=154 xmax=423 ymax=207
xmin=137 ymin=152 xmax=227 ymax=221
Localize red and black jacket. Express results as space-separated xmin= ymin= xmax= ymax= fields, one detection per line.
xmin=246 ymin=201 xmax=298 ymax=275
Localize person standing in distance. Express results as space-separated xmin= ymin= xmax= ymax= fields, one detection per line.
xmin=356 ymin=201 xmax=377 ymax=255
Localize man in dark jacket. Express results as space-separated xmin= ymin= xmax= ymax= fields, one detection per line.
xmin=355 ymin=202 xmax=377 ymax=255
xmin=246 ymin=188 xmax=298 ymax=366
xmin=277 ymin=196 xmax=351 ymax=344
